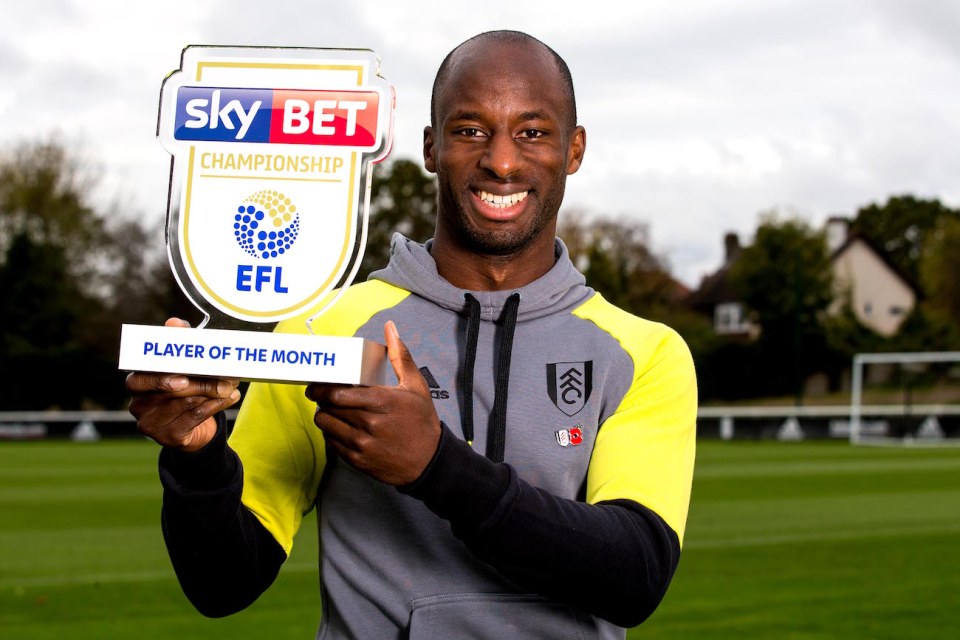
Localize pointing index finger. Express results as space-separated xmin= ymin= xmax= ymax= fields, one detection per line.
xmin=384 ymin=321 xmax=428 ymax=395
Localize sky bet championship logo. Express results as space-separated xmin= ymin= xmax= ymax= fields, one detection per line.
xmin=155 ymin=47 xmax=394 ymax=325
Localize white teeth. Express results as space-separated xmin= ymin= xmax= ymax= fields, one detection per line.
xmin=477 ymin=190 xmax=528 ymax=208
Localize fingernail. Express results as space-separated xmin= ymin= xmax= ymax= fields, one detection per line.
xmin=229 ymin=390 xmax=241 ymax=402
xmin=168 ymin=376 xmax=189 ymax=390
xmin=388 ymin=321 xmax=399 ymax=339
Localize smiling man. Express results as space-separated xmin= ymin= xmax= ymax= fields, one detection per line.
xmin=424 ymin=32 xmax=584 ymax=289
xmin=127 ymin=30 xmax=697 ymax=639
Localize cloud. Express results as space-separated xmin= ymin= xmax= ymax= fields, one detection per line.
xmin=2 ymin=0 xmax=959 ymax=290
xmin=875 ymin=0 xmax=960 ymax=62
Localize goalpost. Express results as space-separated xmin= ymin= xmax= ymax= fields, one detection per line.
xmin=849 ymin=351 xmax=960 ymax=446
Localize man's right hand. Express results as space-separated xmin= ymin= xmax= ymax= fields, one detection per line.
xmin=126 ymin=318 xmax=241 ymax=452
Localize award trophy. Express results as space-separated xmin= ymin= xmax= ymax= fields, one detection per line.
xmin=119 ymin=46 xmax=394 ymax=385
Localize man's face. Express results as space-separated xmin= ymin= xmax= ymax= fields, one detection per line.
xmin=424 ymin=40 xmax=585 ymax=257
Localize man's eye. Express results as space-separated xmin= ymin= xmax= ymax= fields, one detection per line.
xmin=456 ymin=128 xmax=484 ymax=137
xmin=519 ymin=129 xmax=545 ymax=139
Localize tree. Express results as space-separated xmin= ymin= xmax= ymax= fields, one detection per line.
xmin=0 ymin=231 xmax=97 ymax=409
xmin=729 ymin=213 xmax=834 ymax=398
xmin=0 ymin=139 xmax=171 ymax=409
xmin=920 ymin=215 xmax=960 ymax=324
xmin=0 ymin=139 xmax=110 ymax=287
xmin=101 ymin=216 xmax=201 ymax=326
xmin=851 ymin=194 xmax=959 ymax=284
xmin=357 ymin=158 xmax=437 ymax=280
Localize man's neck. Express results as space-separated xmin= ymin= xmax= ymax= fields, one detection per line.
xmin=430 ymin=236 xmax=557 ymax=291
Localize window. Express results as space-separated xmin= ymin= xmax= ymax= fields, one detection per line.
xmin=715 ymin=302 xmax=747 ymax=334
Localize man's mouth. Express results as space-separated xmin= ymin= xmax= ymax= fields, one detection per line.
xmin=475 ymin=189 xmax=529 ymax=209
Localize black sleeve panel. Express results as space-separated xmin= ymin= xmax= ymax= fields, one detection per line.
xmin=400 ymin=423 xmax=681 ymax=628
xmin=158 ymin=414 xmax=287 ymax=618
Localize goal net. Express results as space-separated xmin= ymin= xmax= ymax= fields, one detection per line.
xmin=849 ymin=351 xmax=960 ymax=446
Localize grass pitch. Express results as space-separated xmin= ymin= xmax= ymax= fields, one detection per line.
xmin=1 ymin=439 xmax=958 ymax=639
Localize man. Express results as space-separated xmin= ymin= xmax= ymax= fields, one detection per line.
xmin=127 ymin=30 xmax=697 ymax=639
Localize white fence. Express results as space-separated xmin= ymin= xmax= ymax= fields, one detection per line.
xmin=699 ymin=404 xmax=960 ymax=441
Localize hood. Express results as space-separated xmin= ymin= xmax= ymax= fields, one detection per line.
xmin=369 ymin=233 xmax=593 ymax=322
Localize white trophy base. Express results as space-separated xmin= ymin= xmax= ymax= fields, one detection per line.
xmin=119 ymin=324 xmax=386 ymax=386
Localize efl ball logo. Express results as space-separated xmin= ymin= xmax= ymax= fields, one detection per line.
xmin=234 ymin=190 xmax=300 ymax=259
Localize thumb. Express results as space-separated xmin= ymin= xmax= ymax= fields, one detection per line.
xmin=384 ymin=321 xmax=428 ymax=394
xmin=164 ymin=317 xmax=191 ymax=328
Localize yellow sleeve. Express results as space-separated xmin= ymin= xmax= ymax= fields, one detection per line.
xmin=575 ymin=295 xmax=698 ymax=545
xmin=228 ymin=374 xmax=321 ymax=556
xmin=227 ymin=281 xmax=410 ymax=555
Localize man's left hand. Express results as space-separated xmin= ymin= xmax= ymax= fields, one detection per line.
xmin=305 ymin=321 xmax=442 ymax=486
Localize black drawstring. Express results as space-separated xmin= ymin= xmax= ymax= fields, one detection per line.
xmin=460 ymin=293 xmax=482 ymax=446
xmin=488 ymin=292 xmax=520 ymax=463
xmin=459 ymin=292 xmax=521 ymax=463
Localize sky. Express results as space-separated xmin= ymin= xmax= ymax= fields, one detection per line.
xmin=2 ymin=0 xmax=959 ymax=288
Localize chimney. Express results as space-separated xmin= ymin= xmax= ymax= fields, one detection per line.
xmin=723 ymin=232 xmax=741 ymax=264
xmin=825 ymin=216 xmax=849 ymax=253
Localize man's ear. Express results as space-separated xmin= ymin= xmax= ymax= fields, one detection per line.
xmin=565 ymin=125 xmax=586 ymax=175
xmin=423 ymin=126 xmax=437 ymax=174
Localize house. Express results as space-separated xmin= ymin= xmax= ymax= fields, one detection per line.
xmin=825 ymin=217 xmax=917 ymax=337
xmin=687 ymin=217 xmax=917 ymax=338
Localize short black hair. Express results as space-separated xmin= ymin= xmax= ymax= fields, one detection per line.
xmin=429 ymin=30 xmax=578 ymax=130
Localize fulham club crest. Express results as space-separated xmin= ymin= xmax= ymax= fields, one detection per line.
xmin=546 ymin=361 xmax=593 ymax=417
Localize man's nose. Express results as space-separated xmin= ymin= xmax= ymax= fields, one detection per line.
xmin=479 ymin=133 xmax=521 ymax=179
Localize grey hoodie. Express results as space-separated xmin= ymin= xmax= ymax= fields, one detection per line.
xmin=160 ymin=233 xmax=697 ymax=640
